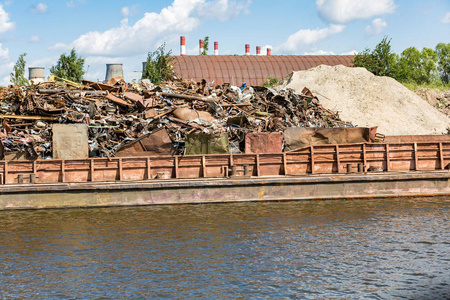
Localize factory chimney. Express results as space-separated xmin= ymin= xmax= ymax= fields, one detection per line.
xmin=214 ymin=42 xmax=219 ymax=55
xmin=245 ymin=44 xmax=250 ymax=55
xmin=180 ymin=36 xmax=186 ymax=56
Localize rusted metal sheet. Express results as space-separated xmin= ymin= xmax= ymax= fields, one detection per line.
xmin=137 ymin=99 xmax=156 ymax=109
xmin=284 ymin=127 xmax=377 ymax=151
xmin=81 ymin=80 xmax=119 ymax=92
xmin=124 ymin=92 xmax=143 ymax=102
xmin=185 ymin=133 xmax=229 ymax=155
xmin=245 ymin=132 xmax=283 ymax=154
xmin=115 ymin=128 xmax=174 ymax=157
xmin=384 ymin=135 xmax=450 ymax=143
xmin=1 ymin=141 xmax=449 ymax=185
xmin=172 ymin=55 xmax=355 ymax=86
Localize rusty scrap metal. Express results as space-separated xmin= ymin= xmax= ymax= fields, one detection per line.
xmin=0 ymin=78 xmax=353 ymax=160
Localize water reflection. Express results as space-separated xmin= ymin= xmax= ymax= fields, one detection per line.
xmin=0 ymin=198 xmax=449 ymax=299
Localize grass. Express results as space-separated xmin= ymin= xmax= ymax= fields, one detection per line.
xmin=402 ymin=82 xmax=450 ymax=91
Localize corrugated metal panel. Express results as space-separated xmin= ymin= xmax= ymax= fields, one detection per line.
xmin=172 ymin=55 xmax=354 ymax=86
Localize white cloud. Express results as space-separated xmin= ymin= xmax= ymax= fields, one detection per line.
xmin=51 ymin=42 xmax=67 ymax=50
xmin=278 ymin=24 xmax=345 ymax=53
xmin=365 ymin=18 xmax=387 ymax=36
xmin=121 ymin=5 xmax=139 ymax=18
xmin=29 ymin=56 xmax=58 ymax=69
xmin=262 ymin=45 xmax=272 ymax=55
xmin=186 ymin=45 xmax=200 ymax=55
xmin=303 ymin=50 xmax=335 ymax=55
xmin=30 ymin=35 xmax=40 ymax=43
xmin=303 ymin=49 xmax=358 ymax=55
xmin=121 ymin=6 xmax=131 ymax=18
xmin=0 ymin=43 xmax=12 ymax=86
xmin=193 ymin=0 xmax=251 ymax=21
xmin=0 ymin=4 xmax=14 ymax=33
xmin=341 ymin=50 xmax=358 ymax=55
xmin=442 ymin=12 xmax=450 ymax=24
xmin=67 ymin=0 xmax=86 ymax=9
xmin=84 ymin=55 xmax=126 ymax=66
xmin=51 ymin=0 xmax=250 ymax=56
xmin=32 ymin=3 xmax=48 ymax=13
xmin=0 ymin=43 xmax=9 ymax=60
xmin=316 ymin=0 xmax=395 ymax=23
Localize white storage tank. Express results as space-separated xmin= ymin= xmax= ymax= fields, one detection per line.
xmin=28 ymin=67 xmax=45 ymax=84
xmin=105 ymin=64 xmax=123 ymax=81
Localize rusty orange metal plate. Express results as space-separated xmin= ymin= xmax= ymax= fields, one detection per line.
xmin=245 ymin=132 xmax=283 ymax=154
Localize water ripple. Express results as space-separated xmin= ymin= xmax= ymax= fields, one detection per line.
xmin=0 ymin=197 xmax=449 ymax=299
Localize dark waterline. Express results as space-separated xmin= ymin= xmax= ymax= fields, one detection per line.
xmin=0 ymin=198 xmax=449 ymax=299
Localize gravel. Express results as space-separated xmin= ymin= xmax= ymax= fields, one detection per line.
xmin=277 ymin=65 xmax=449 ymax=135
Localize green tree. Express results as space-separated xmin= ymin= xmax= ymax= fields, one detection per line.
xmin=354 ymin=37 xmax=398 ymax=77
xmin=436 ymin=43 xmax=450 ymax=84
xmin=201 ymin=36 xmax=209 ymax=55
xmin=372 ymin=36 xmax=398 ymax=77
xmin=50 ymin=48 xmax=85 ymax=83
xmin=355 ymin=38 xmax=448 ymax=86
xmin=397 ymin=47 xmax=421 ymax=83
xmin=142 ymin=43 xmax=175 ymax=84
xmin=353 ymin=47 xmax=379 ymax=74
xmin=10 ymin=53 xmax=29 ymax=86
xmin=418 ymin=47 xmax=439 ymax=84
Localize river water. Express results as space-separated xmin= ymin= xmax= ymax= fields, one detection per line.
xmin=0 ymin=197 xmax=449 ymax=299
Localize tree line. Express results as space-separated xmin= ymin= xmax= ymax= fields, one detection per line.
xmin=10 ymin=49 xmax=85 ymax=85
xmin=353 ymin=37 xmax=450 ymax=86
xmin=10 ymin=46 xmax=174 ymax=86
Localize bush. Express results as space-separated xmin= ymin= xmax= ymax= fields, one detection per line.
xmin=263 ymin=76 xmax=279 ymax=88
xmin=201 ymin=36 xmax=209 ymax=55
xmin=10 ymin=53 xmax=29 ymax=86
xmin=142 ymin=43 xmax=175 ymax=84
xmin=50 ymin=48 xmax=85 ymax=83
xmin=436 ymin=43 xmax=450 ymax=85
xmin=353 ymin=36 xmax=397 ymax=77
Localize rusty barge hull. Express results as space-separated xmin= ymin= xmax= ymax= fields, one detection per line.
xmin=1 ymin=171 xmax=450 ymax=210
xmin=1 ymin=140 xmax=450 ymax=210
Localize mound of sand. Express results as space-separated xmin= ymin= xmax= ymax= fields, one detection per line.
xmin=277 ymin=65 xmax=449 ymax=135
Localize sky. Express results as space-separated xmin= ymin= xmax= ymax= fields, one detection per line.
xmin=0 ymin=0 xmax=449 ymax=86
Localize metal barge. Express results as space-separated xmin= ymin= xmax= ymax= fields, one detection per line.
xmin=1 ymin=136 xmax=450 ymax=210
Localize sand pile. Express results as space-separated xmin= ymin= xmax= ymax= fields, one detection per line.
xmin=277 ymin=65 xmax=449 ymax=135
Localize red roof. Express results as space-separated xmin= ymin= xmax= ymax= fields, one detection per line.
xmin=172 ymin=55 xmax=354 ymax=86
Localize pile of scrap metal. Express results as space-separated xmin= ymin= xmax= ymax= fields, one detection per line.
xmin=0 ymin=77 xmax=357 ymax=160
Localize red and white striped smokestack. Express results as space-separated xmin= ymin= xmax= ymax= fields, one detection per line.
xmin=199 ymin=39 xmax=204 ymax=55
xmin=214 ymin=42 xmax=219 ymax=55
xmin=180 ymin=36 xmax=186 ymax=56
xmin=256 ymin=46 xmax=261 ymax=56
xmin=267 ymin=47 xmax=272 ymax=56
xmin=245 ymin=44 xmax=250 ymax=55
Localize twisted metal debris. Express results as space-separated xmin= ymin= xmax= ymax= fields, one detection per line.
xmin=0 ymin=78 xmax=352 ymax=159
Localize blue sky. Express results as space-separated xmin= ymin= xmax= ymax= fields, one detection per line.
xmin=0 ymin=0 xmax=449 ymax=85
